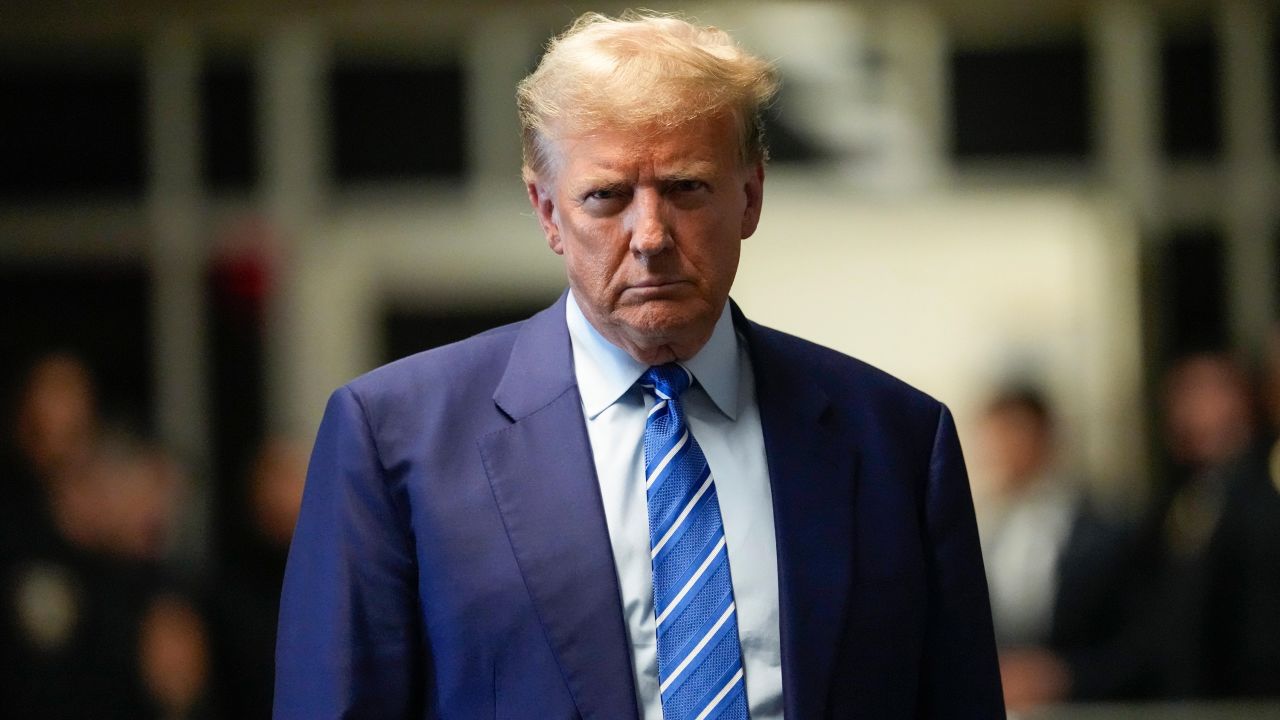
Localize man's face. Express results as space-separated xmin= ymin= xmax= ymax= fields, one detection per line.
xmin=977 ymin=407 xmax=1052 ymax=495
xmin=527 ymin=112 xmax=764 ymax=364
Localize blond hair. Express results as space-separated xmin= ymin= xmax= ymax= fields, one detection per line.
xmin=517 ymin=10 xmax=779 ymax=182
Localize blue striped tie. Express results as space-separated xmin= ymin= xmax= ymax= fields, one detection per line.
xmin=640 ymin=363 xmax=748 ymax=720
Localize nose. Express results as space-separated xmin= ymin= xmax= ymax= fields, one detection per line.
xmin=629 ymin=189 xmax=673 ymax=258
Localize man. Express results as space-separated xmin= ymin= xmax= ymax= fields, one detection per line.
xmin=275 ymin=11 xmax=1002 ymax=719
xmin=975 ymin=388 xmax=1152 ymax=707
xmin=1148 ymin=353 xmax=1280 ymax=697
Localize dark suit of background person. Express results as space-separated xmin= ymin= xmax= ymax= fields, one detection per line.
xmin=1145 ymin=353 xmax=1280 ymax=698
xmin=1172 ymin=435 xmax=1280 ymax=698
xmin=1049 ymin=505 xmax=1160 ymax=699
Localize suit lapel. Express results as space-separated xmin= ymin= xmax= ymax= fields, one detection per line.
xmin=478 ymin=294 xmax=640 ymax=720
xmin=737 ymin=308 xmax=859 ymax=720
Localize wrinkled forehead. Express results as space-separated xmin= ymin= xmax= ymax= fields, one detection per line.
xmin=535 ymin=111 xmax=742 ymax=185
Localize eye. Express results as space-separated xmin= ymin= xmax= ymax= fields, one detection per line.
xmin=579 ymin=185 xmax=630 ymax=216
xmin=581 ymin=184 xmax=631 ymax=204
xmin=668 ymin=179 xmax=707 ymax=194
xmin=587 ymin=188 xmax=620 ymax=201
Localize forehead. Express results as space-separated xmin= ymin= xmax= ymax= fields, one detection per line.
xmin=546 ymin=113 xmax=740 ymax=182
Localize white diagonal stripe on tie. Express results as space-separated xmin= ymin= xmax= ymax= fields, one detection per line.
xmin=650 ymin=472 xmax=714 ymax=559
xmin=659 ymin=601 xmax=736 ymax=695
xmin=647 ymin=399 xmax=668 ymax=418
xmin=645 ymin=429 xmax=689 ymax=490
xmin=693 ymin=667 xmax=745 ymax=720
xmin=656 ymin=535 xmax=727 ymax=626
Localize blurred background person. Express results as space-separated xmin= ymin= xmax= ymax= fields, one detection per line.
xmin=208 ymin=436 xmax=307 ymax=719
xmin=974 ymin=386 xmax=1154 ymax=711
xmin=1147 ymin=350 xmax=1280 ymax=698
xmin=1161 ymin=353 xmax=1256 ymax=515
xmin=0 ymin=353 xmax=212 ymax=719
xmin=0 ymin=354 xmax=152 ymax=718
xmin=87 ymin=432 xmax=188 ymax=565
xmin=1 ymin=353 xmax=100 ymax=560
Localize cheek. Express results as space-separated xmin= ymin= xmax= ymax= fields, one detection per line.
xmin=561 ymin=224 xmax=623 ymax=286
xmin=680 ymin=215 xmax=741 ymax=277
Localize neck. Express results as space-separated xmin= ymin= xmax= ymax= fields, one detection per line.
xmin=572 ymin=299 xmax=721 ymax=366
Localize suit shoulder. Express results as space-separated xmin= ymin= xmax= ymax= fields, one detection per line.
xmin=342 ymin=319 xmax=524 ymax=408
xmin=748 ymin=322 xmax=944 ymax=418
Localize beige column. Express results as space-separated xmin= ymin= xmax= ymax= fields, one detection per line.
xmin=879 ymin=2 xmax=948 ymax=188
xmin=1090 ymin=1 xmax=1164 ymax=231
xmin=146 ymin=22 xmax=211 ymax=570
xmin=466 ymin=11 xmax=540 ymax=182
xmin=257 ymin=21 xmax=331 ymax=437
xmin=1220 ymin=0 xmax=1278 ymax=353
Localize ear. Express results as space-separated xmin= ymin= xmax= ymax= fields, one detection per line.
xmin=526 ymin=179 xmax=563 ymax=255
xmin=739 ymin=162 xmax=765 ymax=239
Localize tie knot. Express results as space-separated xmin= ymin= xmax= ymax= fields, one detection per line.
xmin=641 ymin=363 xmax=692 ymax=400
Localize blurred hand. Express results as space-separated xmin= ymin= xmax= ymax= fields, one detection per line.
xmin=139 ymin=594 xmax=209 ymax=717
xmin=999 ymin=646 xmax=1071 ymax=712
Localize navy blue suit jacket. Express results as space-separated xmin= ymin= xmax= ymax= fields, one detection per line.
xmin=274 ymin=294 xmax=1003 ymax=718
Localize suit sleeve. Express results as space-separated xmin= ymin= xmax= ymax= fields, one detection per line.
xmin=917 ymin=404 xmax=1005 ymax=716
xmin=274 ymin=386 xmax=424 ymax=719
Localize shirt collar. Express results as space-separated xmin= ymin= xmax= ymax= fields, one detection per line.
xmin=565 ymin=291 xmax=741 ymax=421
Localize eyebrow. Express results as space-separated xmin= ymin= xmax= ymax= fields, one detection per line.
xmin=659 ymin=161 xmax=717 ymax=181
xmin=575 ymin=174 xmax=627 ymax=189
xmin=659 ymin=170 xmax=711 ymax=186
xmin=575 ymin=160 xmax=718 ymax=188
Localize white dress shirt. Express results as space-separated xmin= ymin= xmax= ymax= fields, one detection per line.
xmin=978 ymin=473 xmax=1079 ymax=647
xmin=566 ymin=292 xmax=784 ymax=720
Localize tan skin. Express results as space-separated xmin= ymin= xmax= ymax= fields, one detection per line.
xmin=527 ymin=112 xmax=764 ymax=365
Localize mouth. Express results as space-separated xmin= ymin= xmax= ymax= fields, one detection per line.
xmin=622 ymin=279 xmax=692 ymax=299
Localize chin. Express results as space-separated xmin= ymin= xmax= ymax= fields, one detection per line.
xmin=614 ymin=299 xmax=711 ymax=341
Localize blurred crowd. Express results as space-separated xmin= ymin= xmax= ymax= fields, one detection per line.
xmin=3 ymin=331 xmax=1280 ymax=717
xmin=973 ymin=332 xmax=1280 ymax=712
xmin=0 ymin=353 xmax=305 ymax=719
